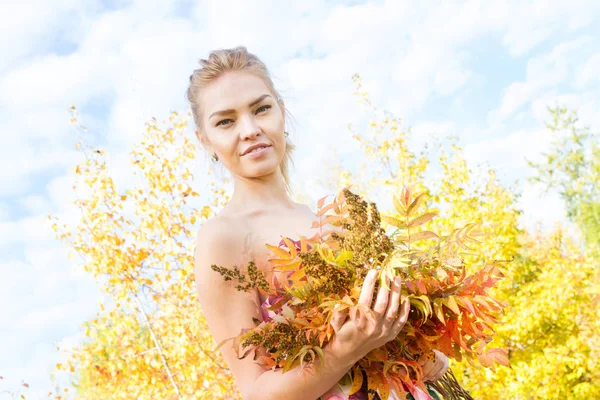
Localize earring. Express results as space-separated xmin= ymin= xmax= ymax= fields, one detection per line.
xmin=284 ymin=131 xmax=289 ymax=138
xmin=212 ymin=153 xmax=219 ymax=162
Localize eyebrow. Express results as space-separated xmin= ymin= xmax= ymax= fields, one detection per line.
xmin=208 ymin=94 xmax=272 ymax=120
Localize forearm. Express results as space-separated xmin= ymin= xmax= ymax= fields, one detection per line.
xmin=245 ymin=345 xmax=359 ymax=400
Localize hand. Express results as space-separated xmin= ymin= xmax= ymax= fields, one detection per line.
xmin=328 ymin=269 xmax=411 ymax=363
xmin=418 ymin=349 xmax=449 ymax=382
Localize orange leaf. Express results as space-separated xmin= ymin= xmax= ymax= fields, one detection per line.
xmin=415 ymin=280 xmax=427 ymax=294
xmin=275 ymin=260 xmax=302 ymax=271
xmin=348 ymin=369 xmax=364 ymax=396
xmin=379 ymin=377 xmax=390 ymax=400
xmin=408 ymin=212 xmax=437 ymax=228
xmin=269 ymin=258 xmax=295 ymax=265
xmin=288 ymin=268 xmax=306 ymax=283
xmin=486 ymin=348 xmax=511 ymax=368
xmin=317 ymin=195 xmax=327 ymax=209
xmin=316 ymin=202 xmax=336 ymax=216
xmin=401 ymin=186 xmax=411 ymax=207
xmin=318 ymin=331 xmax=327 ymax=346
xmin=298 ymin=235 xmax=308 ymax=253
xmin=456 ymin=296 xmax=476 ymax=315
xmin=322 ymin=214 xmax=343 ymax=225
xmin=443 ymin=296 xmax=461 ymax=315
xmin=409 ymin=230 xmax=439 ymax=241
xmin=282 ymin=236 xmax=297 ymax=258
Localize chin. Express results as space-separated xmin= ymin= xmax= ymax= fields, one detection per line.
xmin=240 ymin=156 xmax=282 ymax=178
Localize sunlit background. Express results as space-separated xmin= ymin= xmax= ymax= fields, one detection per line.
xmin=1 ymin=0 xmax=599 ymax=398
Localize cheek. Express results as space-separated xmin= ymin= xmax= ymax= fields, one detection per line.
xmin=207 ymin=132 xmax=236 ymax=153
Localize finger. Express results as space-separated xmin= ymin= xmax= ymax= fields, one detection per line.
xmin=384 ymin=276 xmax=402 ymax=323
xmin=432 ymin=351 xmax=449 ymax=380
xmin=330 ymin=309 xmax=348 ymax=332
xmin=392 ymin=298 xmax=410 ymax=332
xmin=420 ymin=359 xmax=435 ymax=381
xmin=358 ymin=269 xmax=378 ymax=307
xmin=373 ymin=275 xmax=391 ymax=315
xmin=428 ymin=361 xmax=445 ymax=382
xmin=350 ymin=305 xmax=367 ymax=330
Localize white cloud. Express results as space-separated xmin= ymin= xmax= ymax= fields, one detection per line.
xmin=464 ymin=127 xmax=552 ymax=181
xmin=574 ymin=52 xmax=600 ymax=89
xmin=500 ymin=0 xmax=598 ymax=57
xmin=490 ymin=35 xmax=595 ymax=123
xmin=0 ymin=0 xmax=96 ymax=73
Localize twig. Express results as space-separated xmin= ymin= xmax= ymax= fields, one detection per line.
xmin=135 ymin=294 xmax=182 ymax=399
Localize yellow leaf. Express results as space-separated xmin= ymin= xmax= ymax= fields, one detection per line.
xmin=409 ymin=230 xmax=439 ymax=241
xmin=381 ymin=215 xmax=406 ymax=228
xmin=378 ymin=378 xmax=390 ymax=400
xmin=392 ymin=195 xmax=406 ymax=215
xmin=266 ymin=244 xmax=291 ymax=259
xmin=274 ymin=260 xmax=302 ymax=271
xmin=289 ymin=268 xmax=306 ymax=283
xmin=434 ymin=298 xmax=445 ymax=325
xmin=348 ymin=368 xmax=364 ymax=396
xmin=406 ymin=192 xmax=425 ymax=216
xmin=443 ymin=296 xmax=461 ymax=315
xmin=282 ymin=236 xmax=297 ymax=258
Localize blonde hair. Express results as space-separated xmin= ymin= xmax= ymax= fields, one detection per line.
xmin=186 ymin=46 xmax=295 ymax=192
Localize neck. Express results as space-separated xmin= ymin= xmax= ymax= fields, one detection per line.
xmin=226 ymin=169 xmax=297 ymax=214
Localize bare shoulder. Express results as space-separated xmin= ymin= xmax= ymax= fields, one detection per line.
xmin=196 ymin=213 xmax=246 ymax=244
xmin=193 ymin=216 xmax=265 ymax=397
xmin=193 ymin=215 xmax=249 ymax=287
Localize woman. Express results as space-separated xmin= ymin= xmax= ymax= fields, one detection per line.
xmin=186 ymin=46 xmax=449 ymax=400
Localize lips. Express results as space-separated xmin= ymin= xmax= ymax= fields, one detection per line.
xmin=242 ymin=143 xmax=271 ymax=156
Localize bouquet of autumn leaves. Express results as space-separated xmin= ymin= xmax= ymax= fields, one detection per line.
xmin=212 ymin=186 xmax=510 ymax=400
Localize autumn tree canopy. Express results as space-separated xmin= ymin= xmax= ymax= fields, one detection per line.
xmin=48 ymin=79 xmax=599 ymax=400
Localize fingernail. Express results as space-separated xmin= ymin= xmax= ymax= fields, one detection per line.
xmin=395 ymin=276 xmax=401 ymax=285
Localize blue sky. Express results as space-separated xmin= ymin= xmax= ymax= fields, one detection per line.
xmin=1 ymin=0 xmax=599 ymax=397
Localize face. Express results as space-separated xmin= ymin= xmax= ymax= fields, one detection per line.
xmin=197 ymin=71 xmax=286 ymax=180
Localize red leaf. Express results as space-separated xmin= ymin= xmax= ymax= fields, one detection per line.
xmin=405 ymin=280 xmax=417 ymax=293
xmin=415 ymin=280 xmax=427 ymax=294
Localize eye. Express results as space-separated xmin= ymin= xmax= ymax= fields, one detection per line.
xmin=256 ymin=105 xmax=271 ymax=113
xmin=216 ymin=119 xmax=233 ymax=127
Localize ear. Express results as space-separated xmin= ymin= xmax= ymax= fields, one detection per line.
xmin=197 ymin=133 xmax=216 ymax=160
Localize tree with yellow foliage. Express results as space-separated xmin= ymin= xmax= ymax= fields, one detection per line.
xmin=329 ymin=76 xmax=599 ymax=399
xmin=50 ymin=109 xmax=238 ymax=399
xmin=50 ymin=78 xmax=598 ymax=399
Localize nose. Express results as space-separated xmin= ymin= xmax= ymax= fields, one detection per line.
xmin=239 ymin=114 xmax=261 ymax=140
